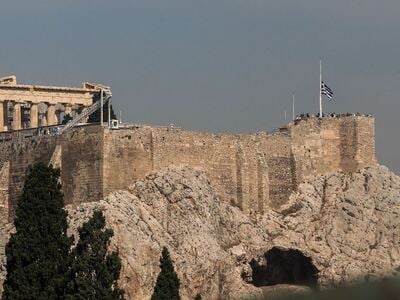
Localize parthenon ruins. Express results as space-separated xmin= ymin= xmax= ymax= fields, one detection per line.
xmin=0 ymin=75 xmax=101 ymax=132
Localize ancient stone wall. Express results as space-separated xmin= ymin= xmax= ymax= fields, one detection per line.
xmin=0 ymin=162 xmax=10 ymax=225
xmin=101 ymin=124 xmax=329 ymax=212
xmin=102 ymin=127 xmax=153 ymax=196
xmin=152 ymin=129 xmax=281 ymax=214
xmin=61 ymin=125 xmax=104 ymax=206
xmin=0 ymin=125 xmax=105 ymax=220
xmin=103 ymin=127 xmax=272 ymax=214
xmin=0 ymin=142 xmax=19 ymax=222
xmin=288 ymin=116 xmax=376 ymax=183
xmin=0 ymin=116 xmax=377 ymax=221
xmin=265 ymin=132 xmax=296 ymax=208
xmin=2 ymin=135 xmax=58 ymax=220
xmin=353 ymin=117 xmax=377 ymax=166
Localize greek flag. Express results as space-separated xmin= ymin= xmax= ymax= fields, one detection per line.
xmin=321 ymin=81 xmax=333 ymax=100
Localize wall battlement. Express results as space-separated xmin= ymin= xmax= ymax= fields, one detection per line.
xmin=0 ymin=116 xmax=377 ymax=222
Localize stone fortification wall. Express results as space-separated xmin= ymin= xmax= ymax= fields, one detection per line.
xmin=103 ymin=127 xmax=273 ymax=214
xmin=0 ymin=163 xmax=10 ymax=225
xmin=289 ymin=116 xmax=376 ymax=183
xmin=102 ymin=127 xmax=153 ymax=196
xmin=0 ymin=116 xmax=377 ymax=221
xmin=61 ymin=125 xmax=104 ymax=206
xmin=0 ymin=125 xmax=105 ymax=221
xmin=0 ymin=135 xmax=58 ymax=221
xmin=265 ymin=132 xmax=296 ymax=208
xmin=353 ymin=116 xmax=376 ymax=166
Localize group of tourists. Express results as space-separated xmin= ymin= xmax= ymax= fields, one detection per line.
xmin=295 ymin=112 xmax=372 ymax=120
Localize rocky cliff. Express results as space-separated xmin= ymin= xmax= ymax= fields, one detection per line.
xmin=1 ymin=165 xmax=399 ymax=299
xmin=67 ymin=165 xmax=399 ymax=299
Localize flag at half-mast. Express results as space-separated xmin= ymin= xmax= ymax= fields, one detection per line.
xmin=321 ymin=81 xmax=333 ymax=100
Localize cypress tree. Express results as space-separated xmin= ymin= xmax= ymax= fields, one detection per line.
xmin=65 ymin=210 xmax=124 ymax=300
xmin=151 ymin=247 xmax=180 ymax=300
xmin=2 ymin=163 xmax=73 ymax=300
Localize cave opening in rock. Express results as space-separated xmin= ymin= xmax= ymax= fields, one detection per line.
xmin=249 ymin=247 xmax=319 ymax=288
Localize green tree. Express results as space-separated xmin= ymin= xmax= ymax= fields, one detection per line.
xmin=151 ymin=247 xmax=181 ymax=300
xmin=2 ymin=163 xmax=73 ymax=300
xmin=65 ymin=210 xmax=124 ymax=300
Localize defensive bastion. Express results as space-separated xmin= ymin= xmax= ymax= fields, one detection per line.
xmin=0 ymin=115 xmax=376 ymax=223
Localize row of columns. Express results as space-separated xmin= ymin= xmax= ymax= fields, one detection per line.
xmin=0 ymin=101 xmax=84 ymax=132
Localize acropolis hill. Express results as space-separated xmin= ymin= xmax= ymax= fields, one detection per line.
xmin=2 ymin=76 xmax=399 ymax=300
xmin=0 ymin=76 xmax=377 ymax=223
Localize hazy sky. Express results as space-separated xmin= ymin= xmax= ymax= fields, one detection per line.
xmin=1 ymin=1 xmax=400 ymax=172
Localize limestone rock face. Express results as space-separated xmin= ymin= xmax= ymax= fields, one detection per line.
xmin=1 ymin=165 xmax=399 ymax=299
xmin=65 ymin=165 xmax=400 ymax=299
xmin=67 ymin=167 xmax=269 ymax=300
xmin=263 ymin=165 xmax=400 ymax=287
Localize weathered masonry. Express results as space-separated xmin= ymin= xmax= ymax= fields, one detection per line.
xmin=0 ymin=76 xmax=100 ymax=131
xmin=0 ymin=115 xmax=377 ymax=223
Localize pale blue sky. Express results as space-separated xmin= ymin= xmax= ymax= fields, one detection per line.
xmin=1 ymin=0 xmax=400 ymax=172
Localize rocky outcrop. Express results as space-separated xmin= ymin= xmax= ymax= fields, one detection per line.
xmin=1 ymin=165 xmax=399 ymax=299
xmin=259 ymin=165 xmax=400 ymax=287
xmin=67 ymin=167 xmax=269 ymax=299
xmin=66 ymin=165 xmax=400 ymax=299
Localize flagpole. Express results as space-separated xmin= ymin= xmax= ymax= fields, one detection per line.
xmin=292 ymin=95 xmax=295 ymax=120
xmin=319 ymin=60 xmax=322 ymax=117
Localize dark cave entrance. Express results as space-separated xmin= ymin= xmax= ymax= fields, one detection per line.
xmin=249 ymin=247 xmax=319 ymax=288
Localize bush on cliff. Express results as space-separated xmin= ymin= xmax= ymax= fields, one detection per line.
xmin=2 ymin=163 xmax=73 ymax=300
xmin=151 ymin=247 xmax=181 ymax=300
xmin=65 ymin=210 xmax=124 ymax=299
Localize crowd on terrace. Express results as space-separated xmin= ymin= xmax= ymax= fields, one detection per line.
xmin=295 ymin=112 xmax=373 ymax=121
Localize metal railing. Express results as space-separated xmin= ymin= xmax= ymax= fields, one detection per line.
xmin=59 ymin=87 xmax=112 ymax=134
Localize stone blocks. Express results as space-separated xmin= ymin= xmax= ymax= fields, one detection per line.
xmin=0 ymin=116 xmax=377 ymax=222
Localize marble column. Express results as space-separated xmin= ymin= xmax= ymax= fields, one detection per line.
xmin=41 ymin=114 xmax=48 ymax=127
xmin=0 ymin=102 xmax=4 ymax=132
xmin=12 ymin=102 xmax=22 ymax=130
xmin=30 ymin=103 xmax=39 ymax=128
xmin=47 ymin=104 xmax=57 ymax=126
xmin=64 ymin=104 xmax=72 ymax=116
xmin=3 ymin=101 xmax=8 ymax=131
